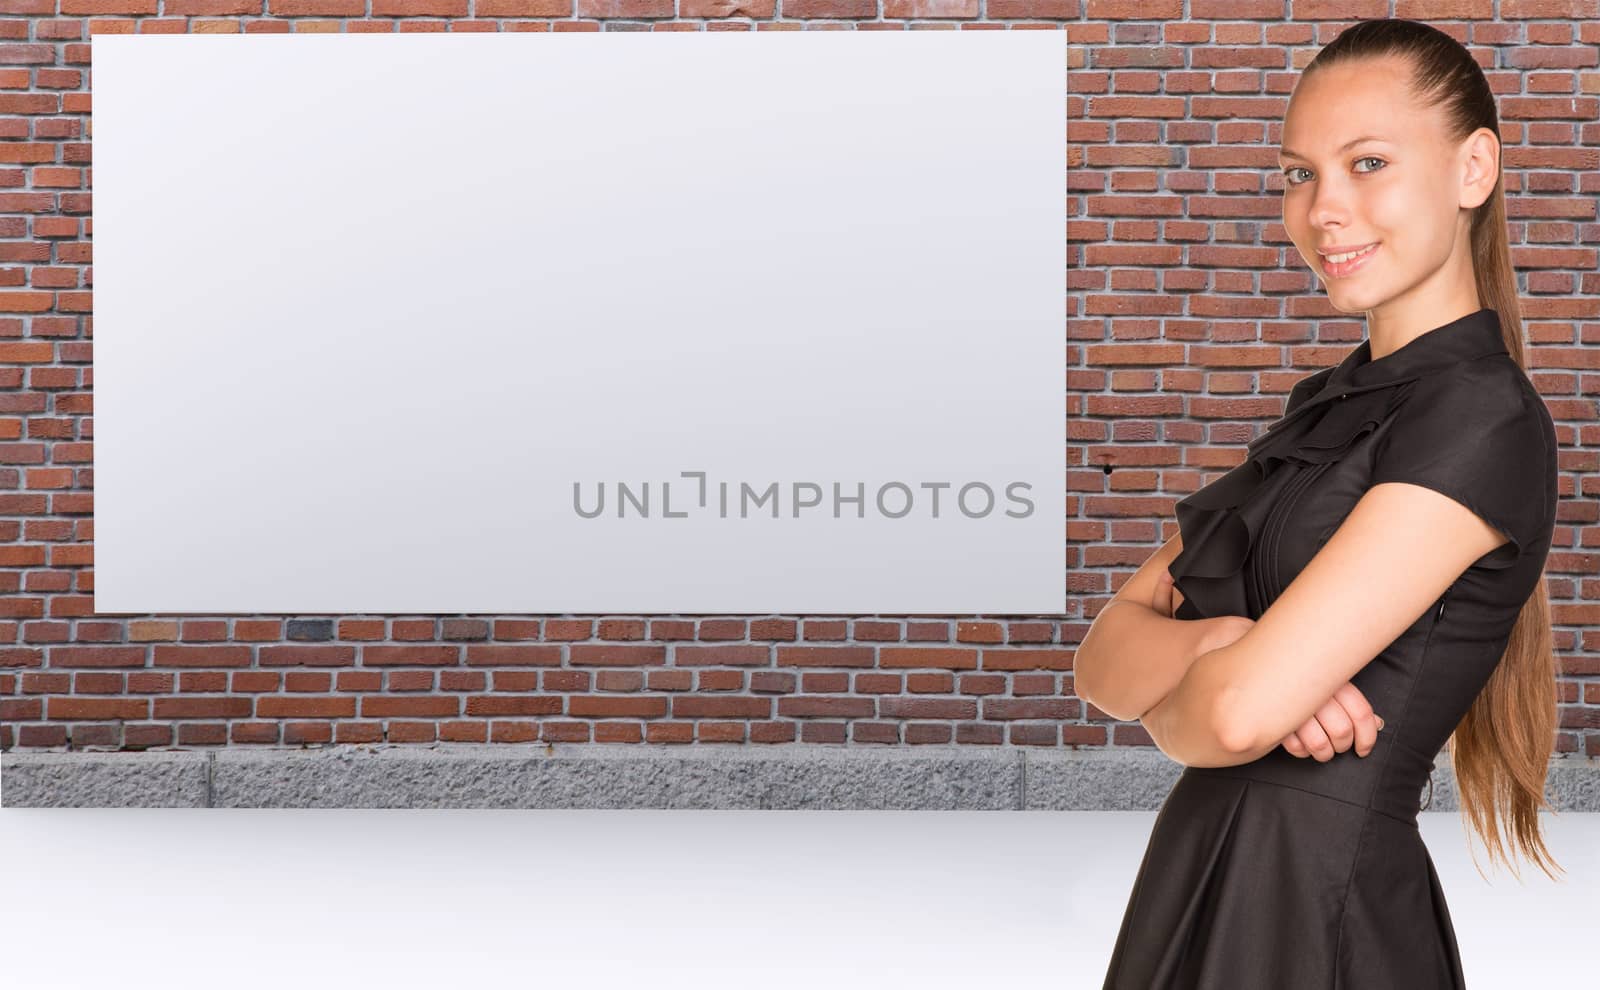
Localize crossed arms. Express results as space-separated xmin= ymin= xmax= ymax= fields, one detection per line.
xmin=1075 ymin=481 xmax=1510 ymax=768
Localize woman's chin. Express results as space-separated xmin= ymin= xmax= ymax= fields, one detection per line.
xmin=1320 ymin=283 xmax=1382 ymax=313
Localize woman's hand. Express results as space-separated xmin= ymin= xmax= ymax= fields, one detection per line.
xmin=1152 ymin=568 xmax=1186 ymax=618
xmin=1279 ymin=680 xmax=1385 ymax=760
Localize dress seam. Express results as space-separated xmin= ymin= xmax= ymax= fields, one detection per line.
xmin=1184 ymin=770 xmax=1419 ymax=827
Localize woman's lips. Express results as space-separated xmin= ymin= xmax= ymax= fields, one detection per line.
xmin=1320 ymin=242 xmax=1379 ymax=278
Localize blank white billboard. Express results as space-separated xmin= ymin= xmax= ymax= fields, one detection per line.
xmin=90 ymin=31 xmax=1066 ymax=615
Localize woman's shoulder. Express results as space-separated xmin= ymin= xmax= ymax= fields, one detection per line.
xmin=1376 ymin=353 xmax=1556 ymax=519
xmin=1366 ymin=354 xmax=1557 ymax=570
xmin=1402 ymin=354 xmax=1551 ymax=446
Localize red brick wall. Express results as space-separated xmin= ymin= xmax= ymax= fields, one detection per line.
xmin=1 ymin=5 xmax=1596 ymax=757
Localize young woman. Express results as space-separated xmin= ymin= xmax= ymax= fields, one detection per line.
xmin=1075 ymin=19 xmax=1563 ymax=988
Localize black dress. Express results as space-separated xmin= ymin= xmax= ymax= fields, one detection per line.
xmin=1101 ymin=308 xmax=1559 ymax=989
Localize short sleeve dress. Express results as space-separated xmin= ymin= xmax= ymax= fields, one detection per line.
xmin=1101 ymin=307 xmax=1559 ymax=990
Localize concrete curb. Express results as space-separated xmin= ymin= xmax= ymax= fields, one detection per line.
xmin=3 ymin=746 xmax=1597 ymax=811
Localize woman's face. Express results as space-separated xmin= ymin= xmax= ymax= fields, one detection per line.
xmin=1278 ymin=56 xmax=1483 ymax=318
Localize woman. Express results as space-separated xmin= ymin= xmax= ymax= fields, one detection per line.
xmin=1075 ymin=19 xmax=1563 ymax=988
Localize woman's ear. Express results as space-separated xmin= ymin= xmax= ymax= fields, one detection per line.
xmin=1458 ymin=126 xmax=1500 ymax=210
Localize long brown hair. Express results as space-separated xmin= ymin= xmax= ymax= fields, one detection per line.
xmin=1299 ymin=18 xmax=1562 ymax=881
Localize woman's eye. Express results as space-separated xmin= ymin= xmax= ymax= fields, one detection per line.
xmin=1280 ymin=157 xmax=1385 ymax=186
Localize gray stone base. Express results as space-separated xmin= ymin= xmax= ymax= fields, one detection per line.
xmin=3 ymin=745 xmax=1598 ymax=811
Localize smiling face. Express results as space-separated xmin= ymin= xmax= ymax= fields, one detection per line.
xmin=1278 ymin=55 xmax=1495 ymax=328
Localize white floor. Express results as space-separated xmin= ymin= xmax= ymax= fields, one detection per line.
xmin=0 ymin=807 xmax=1591 ymax=987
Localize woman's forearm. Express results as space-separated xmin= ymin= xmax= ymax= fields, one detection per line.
xmin=1076 ymin=599 xmax=1214 ymax=722
xmin=1141 ymin=643 xmax=1256 ymax=768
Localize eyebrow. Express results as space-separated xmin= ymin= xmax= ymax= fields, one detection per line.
xmin=1277 ymin=135 xmax=1392 ymax=162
